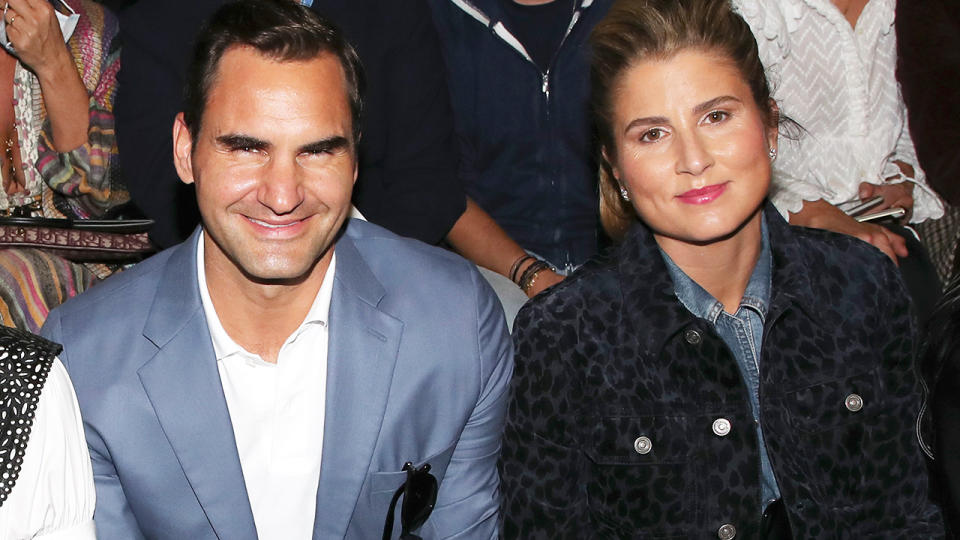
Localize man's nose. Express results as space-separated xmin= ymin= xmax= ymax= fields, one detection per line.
xmin=258 ymin=158 xmax=304 ymax=214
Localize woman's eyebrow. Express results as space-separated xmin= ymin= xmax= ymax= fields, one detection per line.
xmin=624 ymin=115 xmax=669 ymax=133
xmin=692 ymin=95 xmax=742 ymax=116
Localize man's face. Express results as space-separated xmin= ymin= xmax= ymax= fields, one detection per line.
xmin=173 ymin=46 xmax=357 ymax=284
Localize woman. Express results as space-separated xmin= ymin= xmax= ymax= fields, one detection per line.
xmin=0 ymin=326 xmax=95 ymax=538
xmin=0 ymin=0 xmax=126 ymax=332
xmin=500 ymin=0 xmax=942 ymax=536
xmin=731 ymin=0 xmax=944 ymax=316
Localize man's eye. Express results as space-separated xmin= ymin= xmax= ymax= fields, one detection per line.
xmin=640 ymin=128 xmax=664 ymax=143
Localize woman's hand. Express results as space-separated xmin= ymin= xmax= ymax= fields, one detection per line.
xmin=4 ymin=0 xmax=88 ymax=152
xmin=790 ymin=198 xmax=908 ymax=264
xmin=858 ymin=180 xmax=915 ymax=222
xmin=4 ymin=0 xmax=71 ymax=76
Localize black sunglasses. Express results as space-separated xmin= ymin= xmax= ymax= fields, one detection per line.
xmin=381 ymin=462 xmax=438 ymax=540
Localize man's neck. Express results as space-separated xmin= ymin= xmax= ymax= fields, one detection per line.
xmin=204 ymin=243 xmax=333 ymax=364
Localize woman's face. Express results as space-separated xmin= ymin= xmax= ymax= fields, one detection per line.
xmin=607 ymin=49 xmax=777 ymax=247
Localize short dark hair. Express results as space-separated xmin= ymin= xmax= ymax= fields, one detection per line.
xmin=590 ymin=0 xmax=776 ymax=240
xmin=182 ymin=0 xmax=365 ymax=144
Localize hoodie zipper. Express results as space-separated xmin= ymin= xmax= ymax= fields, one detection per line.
xmin=451 ymin=0 xmax=589 ymax=102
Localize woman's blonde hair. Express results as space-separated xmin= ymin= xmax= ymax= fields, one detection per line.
xmin=590 ymin=0 xmax=776 ymax=240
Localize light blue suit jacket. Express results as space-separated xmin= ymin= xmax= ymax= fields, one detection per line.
xmin=41 ymin=219 xmax=513 ymax=539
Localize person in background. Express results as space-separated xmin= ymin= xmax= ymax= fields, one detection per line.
xmin=923 ymin=273 xmax=960 ymax=536
xmin=0 ymin=326 xmax=95 ymax=539
xmin=732 ymin=0 xmax=944 ymax=318
xmin=501 ymin=0 xmax=943 ymax=536
xmin=0 ymin=0 xmax=125 ymax=332
xmin=428 ymin=0 xmax=610 ymax=298
xmin=896 ymin=0 xmax=960 ymax=287
xmin=44 ymin=2 xmax=512 ymax=537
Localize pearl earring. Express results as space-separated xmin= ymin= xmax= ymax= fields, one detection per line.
xmin=619 ymin=187 xmax=630 ymax=201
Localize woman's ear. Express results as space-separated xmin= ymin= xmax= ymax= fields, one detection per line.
xmin=601 ymin=146 xmax=621 ymax=181
xmin=766 ymin=99 xmax=780 ymax=152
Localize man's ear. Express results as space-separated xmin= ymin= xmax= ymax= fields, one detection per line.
xmin=172 ymin=113 xmax=196 ymax=185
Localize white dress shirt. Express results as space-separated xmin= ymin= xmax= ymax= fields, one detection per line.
xmin=0 ymin=358 xmax=96 ymax=540
xmin=733 ymin=0 xmax=944 ymax=222
xmin=197 ymin=234 xmax=334 ymax=540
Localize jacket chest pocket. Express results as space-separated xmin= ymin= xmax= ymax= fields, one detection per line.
xmin=583 ymin=415 xmax=695 ymax=537
xmin=780 ymin=368 xmax=903 ymax=504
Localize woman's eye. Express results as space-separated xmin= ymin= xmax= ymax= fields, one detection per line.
xmin=640 ymin=128 xmax=664 ymax=143
xmin=706 ymin=110 xmax=728 ymax=123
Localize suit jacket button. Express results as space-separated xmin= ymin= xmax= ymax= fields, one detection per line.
xmin=684 ymin=329 xmax=702 ymax=345
xmin=712 ymin=418 xmax=731 ymax=437
xmin=633 ymin=436 xmax=652 ymax=455
xmin=718 ymin=523 xmax=737 ymax=539
xmin=845 ymin=393 xmax=863 ymax=412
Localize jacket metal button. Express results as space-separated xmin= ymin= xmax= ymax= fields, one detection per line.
xmin=684 ymin=329 xmax=702 ymax=345
xmin=633 ymin=436 xmax=652 ymax=455
xmin=718 ymin=523 xmax=737 ymax=539
xmin=712 ymin=418 xmax=731 ymax=437
xmin=845 ymin=393 xmax=863 ymax=412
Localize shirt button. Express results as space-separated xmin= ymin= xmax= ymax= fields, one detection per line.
xmin=845 ymin=393 xmax=864 ymax=412
xmin=684 ymin=329 xmax=702 ymax=345
xmin=633 ymin=436 xmax=652 ymax=455
xmin=712 ymin=418 xmax=732 ymax=437
xmin=718 ymin=523 xmax=737 ymax=539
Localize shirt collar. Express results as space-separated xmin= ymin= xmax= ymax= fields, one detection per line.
xmin=196 ymin=230 xmax=335 ymax=362
xmin=660 ymin=215 xmax=772 ymax=324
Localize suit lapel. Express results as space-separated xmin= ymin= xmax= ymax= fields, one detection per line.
xmin=314 ymin=229 xmax=403 ymax=539
xmin=137 ymin=231 xmax=258 ymax=539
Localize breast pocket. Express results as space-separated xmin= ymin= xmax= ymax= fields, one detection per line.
xmin=366 ymin=441 xmax=458 ymax=497
xmin=783 ymin=368 xmax=904 ymax=503
xmin=583 ymin=415 xmax=695 ymax=538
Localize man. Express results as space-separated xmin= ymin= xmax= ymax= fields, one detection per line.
xmin=116 ymin=0 xmax=465 ymax=249
xmin=41 ymin=1 xmax=512 ymax=538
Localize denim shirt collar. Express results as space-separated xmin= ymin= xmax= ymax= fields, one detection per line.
xmin=659 ymin=216 xmax=772 ymax=322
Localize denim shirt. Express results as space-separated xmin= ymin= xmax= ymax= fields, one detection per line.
xmin=660 ymin=220 xmax=781 ymax=510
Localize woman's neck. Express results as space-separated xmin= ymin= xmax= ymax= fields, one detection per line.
xmin=832 ymin=0 xmax=870 ymax=29
xmin=656 ymin=210 xmax=764 ymax=314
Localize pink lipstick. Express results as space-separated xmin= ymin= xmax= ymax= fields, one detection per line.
xmin=676 ymin=182 xmax=728 ymax=204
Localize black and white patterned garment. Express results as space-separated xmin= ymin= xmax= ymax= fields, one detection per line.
xmin=0 ymin=326 xmax=61 ymax=507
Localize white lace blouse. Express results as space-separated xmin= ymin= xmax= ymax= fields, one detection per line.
xmin=733 ymin=0 xmax=944 ymax=223
xmin=0 ymin=358 xmax=96 ymax=540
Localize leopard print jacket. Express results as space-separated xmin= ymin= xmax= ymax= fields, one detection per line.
xmin=501 ymin=208 xmax=944 ymax=538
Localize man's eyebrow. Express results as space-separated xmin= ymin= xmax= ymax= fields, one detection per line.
xmin=299 ymin=136 xmax=351 ymax=155
xmin=692 ymin=95 xmax=742 ymax=116
xmin=215 ymin=134 xmax=269 ymax=151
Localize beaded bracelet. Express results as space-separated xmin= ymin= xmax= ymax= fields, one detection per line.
xmin=519 ymin=260 xmax=551 ymax=294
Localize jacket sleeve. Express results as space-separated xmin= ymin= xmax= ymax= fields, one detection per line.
xmin=500 ymin=297 xmax=588 ymax=539
xmin=874 ymin=259 xmax=945 ymax=536
xmin=423 ymin=268 xmax=512 ymax=539
xmin=40 ymin=311 xmax=148 ymax=540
